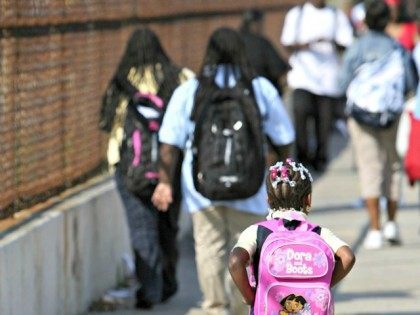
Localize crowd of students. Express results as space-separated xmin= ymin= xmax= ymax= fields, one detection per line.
xmin=99 ymin=0 xmax=419 ymax=314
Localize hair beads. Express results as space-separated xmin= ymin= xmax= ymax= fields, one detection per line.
xmin=269 ymin=159 xmax=313 ymax=189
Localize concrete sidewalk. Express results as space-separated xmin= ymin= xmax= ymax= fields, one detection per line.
xmin=89 ymin=133 xmax=420 ymax=315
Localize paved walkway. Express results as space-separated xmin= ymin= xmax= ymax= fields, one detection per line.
xmin=89 ymin=132 xmax=420 ymax=315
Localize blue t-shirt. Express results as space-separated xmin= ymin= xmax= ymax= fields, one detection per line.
xmin=159 ymin=66 xmax=295 ymax=215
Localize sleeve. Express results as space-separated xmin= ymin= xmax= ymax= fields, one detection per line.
xmin=253 ymin=78 xmax=295 ymax=145
xmin=158 ymin=81 xmax=194 ymax=149
xmin=280 ymin=7 xmax=299 ymax=46
xmin=334 ymin=9 xmax=354 ymax=48
xmin=402 ymin=49 xmax=419 ymax=95
xmin=337 ymin=42 xmax=360 ymax=95
xmin=320 ymin=227 xmax=349 ymax=253
xmin=263 ymin=39 xmax=290 ymax=80
xmin=233 ymin=225 xmax=259 ymax=259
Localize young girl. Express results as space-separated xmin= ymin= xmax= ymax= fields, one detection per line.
xmin=228 ymin=158 xmax=356 ymax=314
xmin=100 ymin=28 xmax=193 ymax=309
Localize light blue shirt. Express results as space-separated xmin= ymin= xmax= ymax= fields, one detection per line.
xmin=159 ymin=66 xmax=295 ymax=215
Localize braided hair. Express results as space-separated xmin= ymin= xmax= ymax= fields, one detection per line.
xmin=266 ymin=159 xmax=313 ymax=211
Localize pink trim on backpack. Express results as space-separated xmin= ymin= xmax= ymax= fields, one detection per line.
xmin=148 ymin=120 xmax=160 ymax=131
xmin=134 ymin=92 xmax=164 ymax=108
xmin=132 ymin=130 xmax=141 ymax=167
xmin=145 ymin=172 xmax=159 ymax=179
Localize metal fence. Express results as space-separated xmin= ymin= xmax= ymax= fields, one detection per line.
xmin=0 ymin=0 xmax=294 ymax=218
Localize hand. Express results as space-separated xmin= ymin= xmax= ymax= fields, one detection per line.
xmin=152 ymin=183 xmax=173 ymax=212
xmin=314 ymin=37 xmax=333 ymax=44
xmin=242 ymin=287 xmax=256 ymax=305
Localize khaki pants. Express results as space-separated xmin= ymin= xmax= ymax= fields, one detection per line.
xmin=348 ymin=117 xmax=402 ymax=200
xmin=192 ymin=206 xmax=264 ymax=315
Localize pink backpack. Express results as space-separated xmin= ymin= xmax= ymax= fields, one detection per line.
xmin=251 ymin=216 xmax=335 ymax=315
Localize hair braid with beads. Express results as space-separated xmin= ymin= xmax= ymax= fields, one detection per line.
xmin=266 ymin=159 xmax=313 ymax=211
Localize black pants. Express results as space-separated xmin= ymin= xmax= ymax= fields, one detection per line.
xmin=292 ymin=89 xmax=336 ymax=166
xmin=115 ymin=168 xmax=180 ymax=303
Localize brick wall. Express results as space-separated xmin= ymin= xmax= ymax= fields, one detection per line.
xmin=0 ymin=0 xmax=299 ymax=217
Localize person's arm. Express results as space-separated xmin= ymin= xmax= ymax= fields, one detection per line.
xmin=151 ymin=80 xmax=192 ymax=211
xmin=228 ymin=247 xmax=255 ymax=305
xmin=331 ymin=245 xmax=356 ymax=287
xmin=279 ymin=6 xmax=307 ymax=61
xmin=332 ymin=9 xmax=354 ymax=53
xmin=337 ymin=42 xmax=360 ymax=96
xmin=152 ymin=143 xmax=181 ymax=212
xmin=281 ymin=42 xmax=311 ymax=57
xmin=266 ymin=138 xmax=293 ymax=167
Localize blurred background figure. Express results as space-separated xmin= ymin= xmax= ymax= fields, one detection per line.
xmin=152 ymin=27 xmax=295 ymax=315
xmin=279 ymin=0 xmax=354 ymax=172
xmin=99 ymin=27 xmax=193 ymax=309
xmin=239 ymin=8 xmax=290 ymax=96
xmin=350 ymin=0 xmax=418 ymax=49
xmin=239 ymin=8 xmax=291 ymax=166
xmin=339 ymin=0 xmax=417 ymax=250
xmin=385 ymin=0 xmax=418 ymax=51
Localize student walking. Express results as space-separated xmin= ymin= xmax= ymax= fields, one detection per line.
xmin=229 ymin=158 xmax=355 ymax=314
xmin=280 ymin=0 xmax=353 ymax=172
xmin=239 ymin=8 xmax=290 ymax=96
xmin=152 ymin=27 xmax=295 ymax=315
xmin=339 ymin=0 xmax=417 ymax=249
xmin=99 ymin=27 xmax=193 ymax=308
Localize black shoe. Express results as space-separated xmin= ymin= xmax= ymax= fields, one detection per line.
xmin=161 ymin=285 xmax=177 ymax=303
xmin=136 ymin=288 xmax=154 ymax=309
xmin=135 ymin=298 xmax=153 ymax=309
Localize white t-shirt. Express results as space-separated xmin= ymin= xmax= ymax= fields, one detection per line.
xmin=281 ymin=2 xmax=354 ymax=96
xmin=233 ymin=210 xmax=348 ymax=260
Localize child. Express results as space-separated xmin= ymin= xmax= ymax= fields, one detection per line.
xmin=338 ymin=0 xmax=417 ymax=249
xmin=228 ymin=158 xmax=355 ymax=314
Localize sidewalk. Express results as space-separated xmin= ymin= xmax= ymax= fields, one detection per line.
xmin=89 ymin=133 xmax=420 ymax=315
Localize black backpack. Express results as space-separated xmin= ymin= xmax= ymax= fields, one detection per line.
xmin=191 ymin=81 xmax=266 ymax=200
xmin=119 ymin=92 xmax=165 ymax=198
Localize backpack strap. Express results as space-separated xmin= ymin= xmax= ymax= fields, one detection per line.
xmin=253 ymin=224 xmax=273 ymax=287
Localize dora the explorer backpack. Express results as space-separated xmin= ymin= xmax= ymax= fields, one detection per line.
xmin=190 ymin=80 xmax=266 ymax=200
xmin=119 ymin=92 xmax=164 ymax=198
xmin=251 ymin=216 xmax=335 ymax=315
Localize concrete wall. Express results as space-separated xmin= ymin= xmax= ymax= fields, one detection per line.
xmin=0 ymin=178 xmax=131 ymax=315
